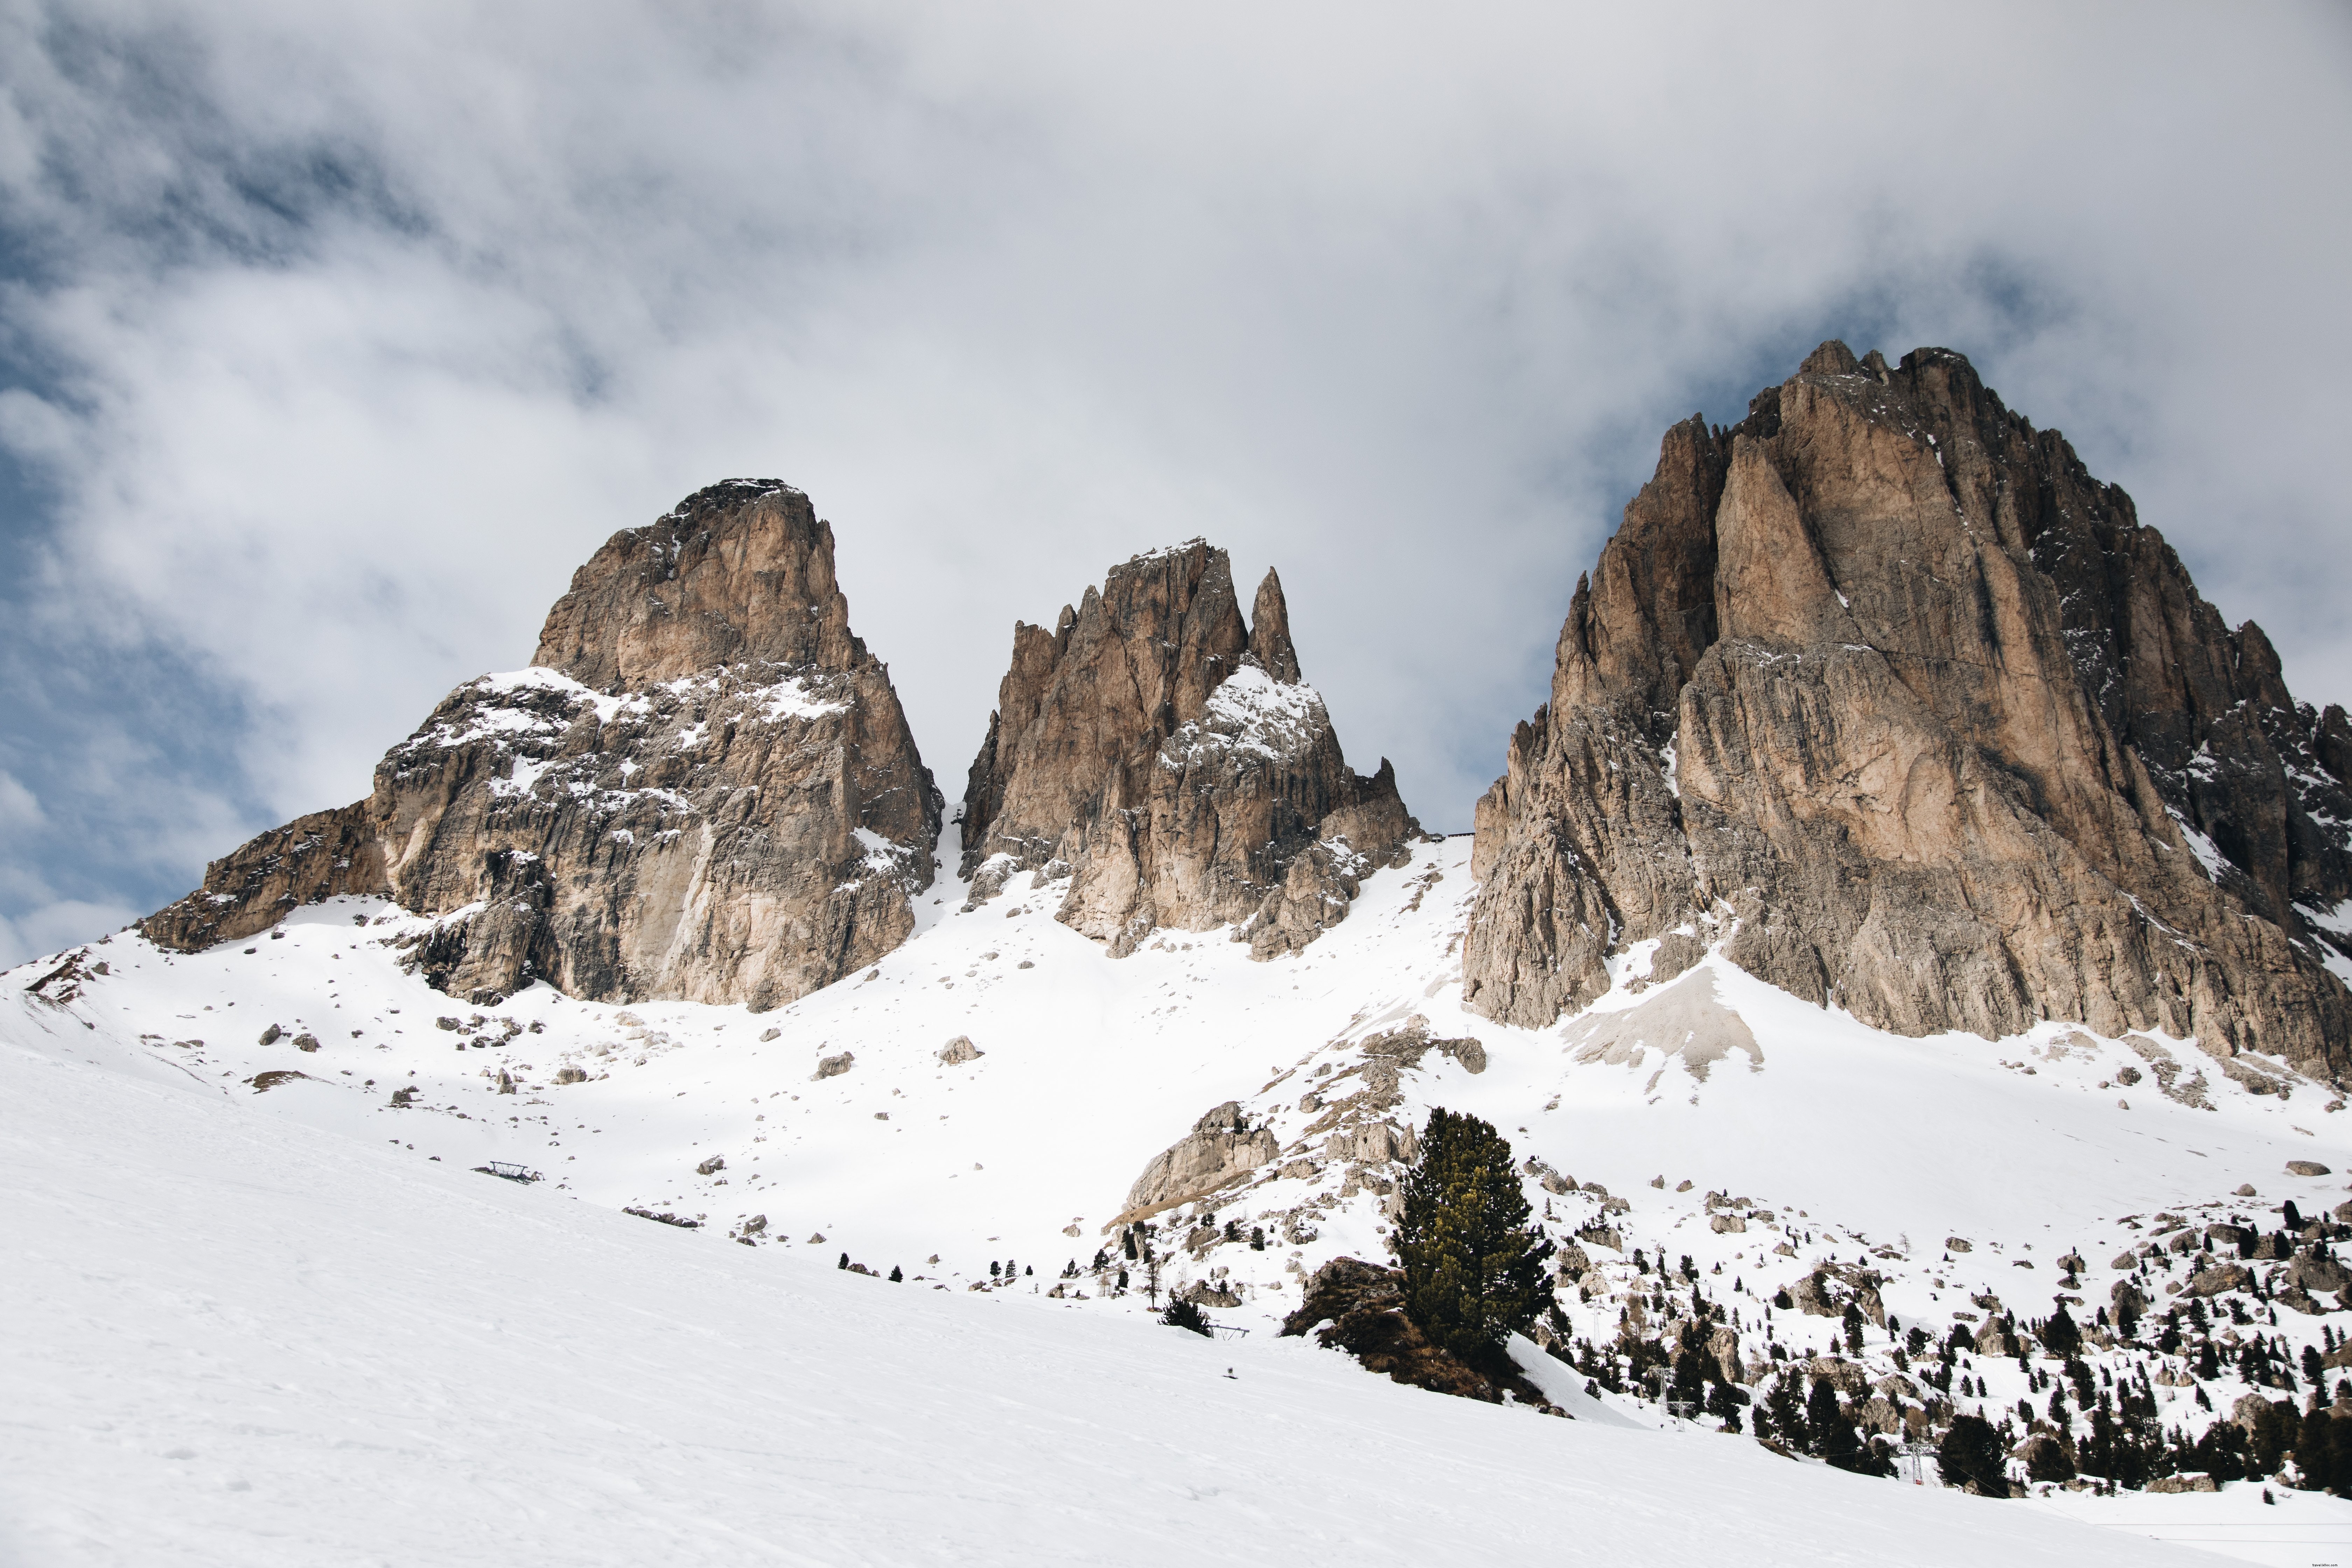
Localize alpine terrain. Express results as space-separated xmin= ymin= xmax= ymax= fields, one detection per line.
xmin=8 ymin=345 xmax=2352 ymax=1566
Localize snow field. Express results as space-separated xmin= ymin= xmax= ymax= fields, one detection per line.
xmin=0 ymin=1022 xmax=2222 ymax=1568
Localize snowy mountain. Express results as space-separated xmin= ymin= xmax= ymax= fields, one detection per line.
xmin=9 ymin=341 xmax=2352 ymax=1564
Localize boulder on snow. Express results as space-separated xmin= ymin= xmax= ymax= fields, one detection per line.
xmin=1121 ymin=1102 xmax=1278 ymax=1215
xmin=2189 ymin=1262 xmax=2252 ymax=1297
xmin=2288 ymin=1160 xmax=2332 ymax=1177
xmin=938 ymin=1035 xmax=984 ymax=1065
xmin=814 ymin=1052 xmax=854 ymax=1080
xmin=696 ymin=1156 xmax=726 ymax=1176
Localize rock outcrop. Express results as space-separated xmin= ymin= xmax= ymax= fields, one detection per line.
xmin=960 ymin=540 xmax=1419 ymax=957
xmin=145 ymin=480 xmax=942 ymax=1008
xmin=1119 ymin=1101 xmax=1280 ymax=1218
xmin=1464 ymin=343 xmax=2352 ymax=1075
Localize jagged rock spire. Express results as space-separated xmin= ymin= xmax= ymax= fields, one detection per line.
xmin=961 ymin=541 xmax=1418 ymax=958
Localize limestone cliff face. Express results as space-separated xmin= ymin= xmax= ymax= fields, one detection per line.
xmin=1465 ymin=343 xmax=2352 ymax=1074
xmin=144 ymin=480 xmax=942 ymax=1008
xmin=960 ymin=540 xmax=1418 ymax=958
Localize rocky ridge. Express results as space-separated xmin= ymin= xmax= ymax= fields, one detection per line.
xmin=960 ymin=540 xmax=1419 ymax=958
xmin=144 ymin=481 xmax=941 ymax=1009
xmin=1463 ymin=342 xmax=2352 ymax=1074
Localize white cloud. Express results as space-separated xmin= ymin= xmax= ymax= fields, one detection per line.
xmin=1 ymin=0 xmax=2348 ymax=955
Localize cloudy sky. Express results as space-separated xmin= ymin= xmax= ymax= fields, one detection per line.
xmin=2 ymin=1 xmax=2348 ymax=966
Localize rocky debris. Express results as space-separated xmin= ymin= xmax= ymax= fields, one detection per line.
xmin=248 ymin=1070 xmax=312 ymax=1092
xmin=1121 ymin=1102 xmax=1279 ymax=1217
xmin=2289 ymin=1160 xmax=2333 ymax=1177
xmin=938 ymin=1035 xmax=984 ymax=1065
xmin=695 ymin=1155 xmax=726 ymax=1176
xmin=257 ymin=1024 xmax=281 ymax=1046
xmin=142 ymin=481 xmax=943 ymax=1011
xmin=1462 ymin=343 xmax=2352 ymax=1075
xmin=552 ymin=1065 xmax=588 ymax=1085
xmin=2147 ymin=1474 xmax=2218 ymax=1494
xmin=959 ymin=541 xmax=1418 ymax=958
xmin=292 ymin=1033 xmax=320 ymax=1052
xmin=814 ymin=1052 xmax=854 ymax=1080
xmin=1560 ymin=968 xmax=1761 ymax=1085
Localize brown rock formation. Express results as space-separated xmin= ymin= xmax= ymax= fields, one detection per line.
xmin=144 ymin=480 xmax=941 ymax=1008
xmin=960 ymin=540 xmax=1418 ymax=957
xmin=1465 ymin=343 xmax=2352 ymax=1075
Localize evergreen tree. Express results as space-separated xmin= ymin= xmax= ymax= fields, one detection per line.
xmin=888 ymin=1265 xmax=903 ymax=1282
xmin=1842 ymin=1303 xmax=1865 ymax=1356
xmin=1763 ymin=1371 xmax=1805 ymax=1447
xmin=1393 ymin=1107 xmax=1554 ymax=1366
xmin=2042 ymin=1303 xmax=2081 ymax=1359
xmin=1162 ymin=1294 xmax=1211 ymax=1337
xmin=837 ymin=1252 xmax=849 ymax=1270
xmin=1805 ymin=1377 xmax=1852 ymax=1465
xmin=1938 ymin=1413 xmax=2010 ymax=1497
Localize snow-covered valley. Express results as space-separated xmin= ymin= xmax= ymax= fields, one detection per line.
xmin=10 ymin=826 xmax=2352 ymax=1562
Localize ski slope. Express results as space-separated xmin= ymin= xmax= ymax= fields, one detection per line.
xmin=0 ymin=1016 xmax=2227 ymax=1567
xmin=11 ymin=825 xmax=2352 ymax=1562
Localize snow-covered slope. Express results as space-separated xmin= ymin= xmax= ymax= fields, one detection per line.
xmin=0 ymin=1000 xmax=2245 ymax=1566
xmin=10 ymin=823 xmax=2352 ymax=1561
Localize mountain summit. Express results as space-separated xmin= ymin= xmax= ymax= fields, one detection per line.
xmin=143 ymin=481 xmax=941 ymax=1009
xmin=960 ymin=540 xmax=1419 ymax=957
xmin=1464 ymin=342 xmax=2352 ymax=1072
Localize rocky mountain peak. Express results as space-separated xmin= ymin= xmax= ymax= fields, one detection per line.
xmin=962 ymin=541 xmax=1419 ymax=958
xmin=530 ymin=479 xmax=864 ymax=691
xmin=1250 ymin=567 xmax=1302 ymax=684
xmin=145 ymin=481 xmax=940 ymax=1010
xmin=1468 ymin=341 xmax=2352 ymax=1073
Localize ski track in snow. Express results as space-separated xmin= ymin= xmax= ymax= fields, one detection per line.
xmin=7 ymin=827 xmax=2352 ymax=1562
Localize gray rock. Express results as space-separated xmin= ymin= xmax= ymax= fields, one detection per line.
xmin=958 ymin=544 xmax=1418 ymax=960
xmin=938 ymin=1035 xmax=984 ymax=1065
xmin=2289 ymin=1160 xmax=2332 ymax=1176
xmin=1123 ymin=1102 xmax=1279 ymax=1214
xmin=140 ymin=482 xmax=943 ymax=1012
xmin=696 ymin=1156 xmax=726 ymax=1175
xmin=814 ymin=1052 xmax=854 ymax=1080
xmin=1458 ymin=343 xmax=2352 ymax=1075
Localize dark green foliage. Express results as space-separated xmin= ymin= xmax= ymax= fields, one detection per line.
xmin=1760 ymin=1371 xmax=1804 ymax=1447
xmin=1805 ymin=1378 xmax=1846 ymax=1459
xmin=1706 ymin=1379 xmax=1743 ymax=1431
xmin=1393 ymin=1108 xmax=1554 ymax=1364
xmin=2026 ymin=1434 xmax=2076 ymax=1482
xmin=1939 ymin=1413 xmax=2010 ymax=1496
xmin=888 ymin=1265 xmax=903 ymax=1282
xmin=2042 ymin=1303 xmax=2081 ymax=1359
xmin=1841 ymin=1303 xmax=1865 ymax=1356
xmin=1162 ymin=1295 xmax=1211 ymax=1337
xmin=2298 ymin=1407 xmax=2348 ymax=1494
xmin=836 ymin=1252 xmax=848 ymax=1270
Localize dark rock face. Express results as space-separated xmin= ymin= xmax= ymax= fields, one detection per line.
xmin=144 ymin=481 xmax=942 ymax=1008
xmin=960 ymin=540 xmax=1419 ymax=957
xmin=1465 ymin=343 xmax=2352 ymax=1074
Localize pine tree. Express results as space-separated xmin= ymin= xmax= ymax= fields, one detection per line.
xmin=837 ymin=1252 xmax=849 ymax=1270
xmin=888 ymin=1265 xmax=903 ymax=1282
xmin=1393 ymin=1107 xmax=1554 ymax=1367
xmin=1842 ymin=1302 xmax=1865 ymax=1356
xmin=1939 ymin=1413 xmax=2010 ymax=1497
xmin=2042 ymin=1302 xmax=2082 ymax=1358
xmin=1805 ymin=1376 xmax=1846 ymax=1460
